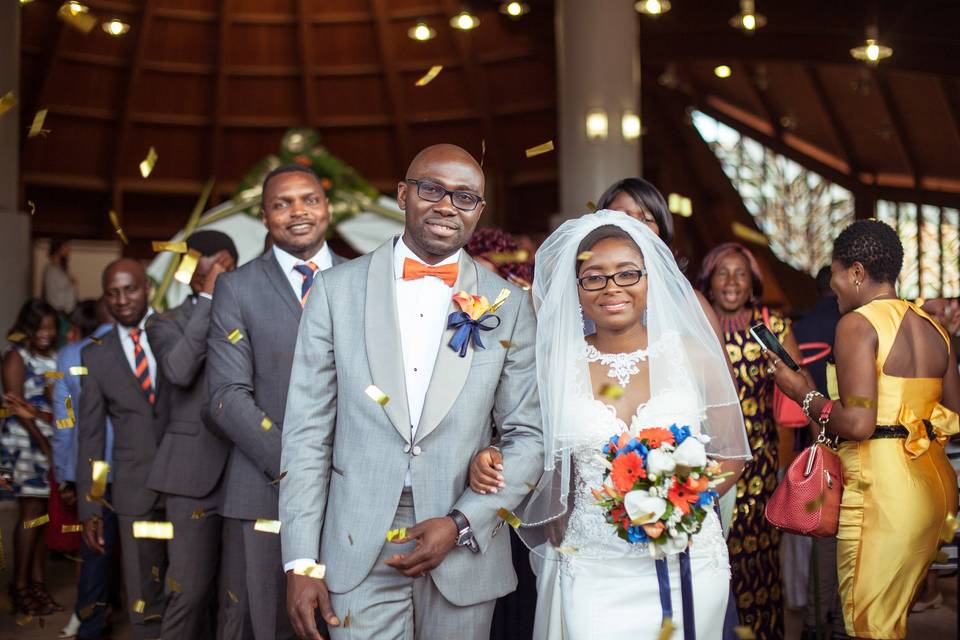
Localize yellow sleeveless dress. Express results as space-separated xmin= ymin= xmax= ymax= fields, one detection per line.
xmin=835 ymin=299 xmax=959 ymax=639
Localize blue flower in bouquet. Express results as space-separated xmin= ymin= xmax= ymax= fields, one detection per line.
xmin=620 ymin=439 xmax=648 ymax=461
xmin=669 ymin=424 xmax=691 ymax=445
xmin=697 ymin=488 xmax=719 ymax=508
xmin=626 ymin=524 xmax=650 ymax=544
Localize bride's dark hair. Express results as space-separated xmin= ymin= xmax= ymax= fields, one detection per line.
xmin=575 ymin=225 xmax=642 ymax=275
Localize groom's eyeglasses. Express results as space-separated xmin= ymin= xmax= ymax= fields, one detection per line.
xmin=577 ymin=269 xmax=647 ymax=291
xmin=406 ymin=179 xmax=485 ymax=212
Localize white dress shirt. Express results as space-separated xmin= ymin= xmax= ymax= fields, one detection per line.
xmin=117 ymin=309 xmax=157 ymax=388
xmin=272 ymin=243 xmax=334 ymax=299
xmin=284 ymin=238 xmax=460 ymax=575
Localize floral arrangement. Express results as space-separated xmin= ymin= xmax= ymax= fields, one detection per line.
xmin=447 ymin=289 xmax=510 ymax=357
xmin=592 ymin=424 xmax=722 ymax=557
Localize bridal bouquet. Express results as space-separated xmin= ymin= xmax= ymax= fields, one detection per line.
xmin=591 ymin=424 xmax=722 ymax=557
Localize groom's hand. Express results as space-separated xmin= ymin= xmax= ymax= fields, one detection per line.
xmin=384 ymin=517 xmax=458 ymax=577
xmin=286 ymin=572 xmax=339 ymax=640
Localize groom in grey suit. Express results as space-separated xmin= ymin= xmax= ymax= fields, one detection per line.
xmin=281 ymin=144 xmax=544 ymax=640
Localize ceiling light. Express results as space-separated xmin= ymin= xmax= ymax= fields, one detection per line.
xmin=729 ymin=0 xmax=766 ymax=32
xmin=585 ymin=108 xmax=609 ymax=142
xmin=407 ymin=22 xmax=436 ymax=41
xmin=850 ymin=27 xmax=892 ymax=64
xmin=621 ymin=111 xmax=642 ymax=142
xmin=65 ymin=1 xmax=88 ymax=14
xmin=714 ymin=65 xmax=732 ymax=79
xmin=450 ymin=11 xmax=480 ymax=30
xmin=102 ymin=19 xmax=129 ymax=36
xmin=20 ymin=0 xmax=35 ymax=5
xmin=635 ymin=0 xmax=671 ymax=16
xmin=499 ymin=2 xmax=530 ymax=18
xmin=668 ymin=193 xmax=693 ymax=217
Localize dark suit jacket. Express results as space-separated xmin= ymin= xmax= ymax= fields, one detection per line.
xmin=146 ymin=296 xmax=230 ymax=499
xmin=78 ymin=327 xmax=164 ymax=520
xmin=207 ymin=249 xmax=346 ymax=520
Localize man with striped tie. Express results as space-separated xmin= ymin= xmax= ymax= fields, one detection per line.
xmin=207 ymin=165 xmax=347 ymax=640
xmin=77 ymin=258 xmax=167 ymax=640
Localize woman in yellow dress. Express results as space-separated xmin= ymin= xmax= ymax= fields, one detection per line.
xmin=771 ymin=219 xmax=959 ymax=639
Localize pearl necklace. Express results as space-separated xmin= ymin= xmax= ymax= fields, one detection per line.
xmin=584 ymin=343 xmax=648 ymax=388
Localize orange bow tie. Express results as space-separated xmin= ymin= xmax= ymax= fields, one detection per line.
xmin=402 ymin=258 xmax=458 ymax=287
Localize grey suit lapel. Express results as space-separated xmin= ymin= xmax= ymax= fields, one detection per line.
xmin=414 ymin=252 xmax=478 ymax=445
xmin=261 ymin=252 xmax=302 ymax=319
xmin=364 ymin=241 xmax=412 ymax=444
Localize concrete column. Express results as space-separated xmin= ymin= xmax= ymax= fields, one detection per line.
xmin=554 ymin=0 xmax=641 ymax=226
xmin=0 ymin=0 xmax=31 ymax=355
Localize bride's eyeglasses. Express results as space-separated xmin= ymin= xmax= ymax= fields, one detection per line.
xmin=577 ymin=268 xmax=647 ymax=291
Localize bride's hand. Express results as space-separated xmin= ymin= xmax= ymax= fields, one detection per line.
xmin=469 ymin=447 xmax=504 ymax=494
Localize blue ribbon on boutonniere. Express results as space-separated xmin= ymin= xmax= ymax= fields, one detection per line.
xmin=447 ymin=288 xmax=511 ymax=358
xmin=447 ymin=311 xmax=501 ymax=357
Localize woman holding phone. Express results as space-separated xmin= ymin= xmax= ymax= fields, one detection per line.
xmin=771 ymin=220 xmax=959 ymax=640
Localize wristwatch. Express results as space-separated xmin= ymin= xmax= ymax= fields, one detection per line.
xmin=448 ymin=509 xmax=479 ymax=553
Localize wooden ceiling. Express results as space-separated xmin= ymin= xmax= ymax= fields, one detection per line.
xmin=17 ymin=0 xmax=960 ymax=278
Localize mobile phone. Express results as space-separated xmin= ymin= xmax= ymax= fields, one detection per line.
xmin=749 ymin=323 xmax=801 ymax=371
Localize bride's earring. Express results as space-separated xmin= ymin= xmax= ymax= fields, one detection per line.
xmin=855 ymin=280 xmax=861 ymax=292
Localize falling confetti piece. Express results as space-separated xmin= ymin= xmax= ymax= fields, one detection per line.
xmin=69 ymin=366 xmax=88 ymax=376
xmin=190 ymin=508 xmax=205 ymax=520
xmin=27 ymin=109 xmax=50 ymax=138
xmin=555 ymin=546 xmax=578 ymax=554
xmin=657 ymin=617 xmax=676 ymax=640
xmin=734 ymin=626 xmax=756 ymax=640
xmin=496 ymin=508 xmax=521 ymax=529
xmin=415 ymin=65 xmax=443 ymax=87
xmin=133 ymin=599 xmax=145 ymax=613
xmin=90 ymin=460 xmax=109 ymax=499
xmin=525 ymin=140 xmax=554 ymax=158
xmin=576 ymin=251 xmax=594 ymax=261
xmin=78 ymin=602 xmax=98 ymax=619
xmin=133 ymin=521 xmax=174 ymax=539
xmin=0 ymin=91 xmax=15 ymax=116
xmin=844 ymin=395 xmax=875 ymax=408
xmin=254 ymin=519 xmax=281 ymax=534
xmin=293 ymin=563 xmax=327 ymax=579
xmin=65 ymin=395 xmax=76 ymax=422
xmin=586 ymin=201 xmax=598 ymax=212
xmin=139 ymin=146 xmax=158 ymax=178
xmin=365 ymin=384 xmax=389 ymax=406
xmin=57 ymin=3 xmax=97 ymax=34
xmin=499 ymin=340 xmax=516 ymax=349
xmin=386 ymin=528 xmax=408 ymax=542
xmin=731 ymin=221 xmax=768 ymax=246
xmin=260 ymin=416 xmax=273 ymax=431
xmin=228 ymin=329 xmax=244 ymax=344
xmin=108 ymin=210 xmax=128 ymax=244
xmin=343 ymin=610 xmax=352 ymax=627
xmin=27 ymin=200 xmax=36 ymax=216
xmin=15 ymin=613 xmax=32 ymax=626
xmin=152 ymin=240 xmax=188 ymax=253
xmin=480 ymin=139 xmax=486 ymax=167
xmin=7 ymin=331 xmax=27 ymax=343
xmin=174 ymin=249 xmax=201 ymax=285
xmin=45 ymin=371 xmax=65 ymax=379
xmin=525 ymin=481 xmax=539 ymax=491
xmin=23 ymin=514 xmax=50 ymax=529
xmin=489 ymin=288 xmax=511 ymax=313
xmin=143 ymin=614 xmax=162 ymax=622
xmin=88 ymin=336 xmax=102 ymax=345
xmin=167 ymin=577 xmax=182 ymax=593
xmin=227 ymin=590 xmax=239 ymax=604
xmin=61 ymin=524 xmax=83 ymax=533
xmin=804 ymin=494 xmax=824 ymax=512
xmin=269 ymin=470 xmax=288 ymax=486
xmin=936 ymin=550 xmax=949 ymax=563
xmin=0 ymin=407 xmax=13 ymax=419
xmin=599 ymin=384 xmax=625 ymax=400
xmin=486 ymin=250 xmax=529 ymax=264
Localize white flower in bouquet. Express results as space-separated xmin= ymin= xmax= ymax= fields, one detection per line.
xmin=624 ymin=490 xmax=667 ymax=524
xmin=661 ymin=530 xmax=690 ymax=555
xmin=673 ymin=435 xmax=708 ymax=468
xmin=647 ymin=448 xmax=676 ymax=478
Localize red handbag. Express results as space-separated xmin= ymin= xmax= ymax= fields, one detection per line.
xmin=765 ymin=432 xmax=842 ymax=536
xmin=45 ymin=470 xmax=80 ymax=553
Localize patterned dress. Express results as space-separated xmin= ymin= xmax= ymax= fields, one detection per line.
xmin=0 ymin=346 xmax=57 ymax=497
xmin=724 ymin=307 xmax=788 ymax=640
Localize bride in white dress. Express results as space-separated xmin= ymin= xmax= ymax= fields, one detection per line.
xmin=471 ymin=212 xmax=750 ymax=639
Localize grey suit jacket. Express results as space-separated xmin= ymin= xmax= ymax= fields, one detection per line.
xmin=207 ymin=249 xmax=346 ymax=521
xmin=77 ymin=328 xmax=164 ymax=520
xmin=146 ymin=296 xmax=229 ymax=498
xmin=280 ymin=239 xmax=544 ymax=606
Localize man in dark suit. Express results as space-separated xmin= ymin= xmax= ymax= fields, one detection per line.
xmin=207 ymin=165 xmax=347 ymax=640
xmin=146 ymin=230 xmax=238 ymax=639
xmin=78 ymin=259 xmax=166 ymax=640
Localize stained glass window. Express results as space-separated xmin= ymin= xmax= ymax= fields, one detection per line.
xmin=691 ymin=111 xmax=855 ymax=276
xmin=878 ymin=199 xmax=960 ymax=299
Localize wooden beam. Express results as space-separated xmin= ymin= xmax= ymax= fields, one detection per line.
xmin=209 ymin=0 xmax=230 ymax=201
xmin=368 ymin=0 xmax=413 ymax=173
xmin=110 ymin=0 xmax=156 ymax=216
xmin=805 ymin=65 xmax=859 ymax=176
xmin=295 ymin=0 xmax=316 ymax=126
xmin=940 ymin=78 xmax=960 ymax=160
xmin=871 ymin=68 xmax=921 ymax=187
xmin=741 ymin=63 xmax=782 ymax=139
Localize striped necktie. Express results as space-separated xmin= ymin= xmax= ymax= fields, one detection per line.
xmin=293 ymin=261 xmax=319 ymax=307
xmin=128 ymin=328 xmax=155 ymax=405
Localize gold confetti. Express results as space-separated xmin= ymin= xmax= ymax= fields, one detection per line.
xmin=23 ymin=513 xmax=50 ymax=529
xmin=143 ymin=613 xmax=162 ymax=622
xmin=174 ymin=249 xmax=201 ymax=285
xmin=386 ymin=528 xmax=408 ymax=542
xmin=167 ymin=576 xmax=182 ymax=593
xmin=936 ymin=550 xmax=949 ymax=563
xmin=15 ymin=613 xmax=32 ymax=627
xmin=586 ymin=201 xmax=598 ymax=212
xmin=27 ymin=200 xmax=36 ymax=216
xmin=657 ymin=617 xmax=676 ymax=640
xmin=489 ymin=288 xmax=511 ymax=313
xmin=69 ymin=366 xmax=88 ymax=376
xmin=260 ymin=416 xmax=272 ymax=431
xmin=486 ymin=251 xmax=529 ymax=265
xmin=269 ymin=470 xmax=288 ymax=486
xmin=0 ymin=91 xmax=15 ymax=116
xmin=804 ymin=494 xmax=824 ymax=512
xmin=139 ymin=146 xmax=158 ymax=178
xmin=78 ymin=602 xmax=97 ymax=619
xmin=599 ymin=384 xmax=625 ymax=400
xmin=152 ymin=565 xmax=160 ymax=582
xmin=365 ymin=384 xmax=389 ymax=406
xmin=254 ymin=519 xmax=281 ymax=534
xmin=108 ymin=210 xmax=128 ymax=245
xmin=65 ymin=395 xmax=76 ymax=423
xmin=61 ymin=524 xmax=83 ymax=533
xmin=496 ymin=508 xmax=522 ymax=529
xmin=525 ymin=481 xmax=539 ymax=492
xmin=734 ymin=626 xmax=757 ymax=640
xmin=27 ymin=108 xmax=49 ymax=138
xmin=90 ymin=460 xmax=109 ymax=499
xmin=293 ymin=563 xmax=326 ymax=579
xmin=480 ymin=139 xmax=486 ymax=167
xmin=941 ymin=512 xmax=958 ymax=543
xmin=576 ymin=251 xmax=593 ymax=261
xmin=88 ymin=336 xmax=103 ymax=345
xmin=190 ymin=507 xmax=205 ymax=520
xmin=57 ymin=3 xmax=97 ymax=34
xmin=731 ymin=221 xmax=768 ymax=246
xmin=555 ymin=546 xmax=578 ymax=554
xmin=45 ymin=371 xmax=65 ymax=379
xmin=415 ymin=65 xmax=443 ymax=87
xmin=845 ymin=395 xmax=875 ymax=409
xmin=228 ymin=328 xmax=244 ymax=344
xmin=343 ymin=610 xmax=351 ymax=627
xmin=133 ymin=599 xmax=145 ymax=613
xmin=56 ymin=418 xmax=76 ymax=429
xmin=0 ymin=407 xmax=13 ymax=419
xmin=152 ymin=240 xmax=188 ymax=253
xmin=7 ymin=331 xmax=27 ymax=343
xmin=227 ymin=590 xmax=239 ymax=604
xmin=500 ymin=340 xmax=516 ymax=349
xmin=525 ymin=140 xmax=554 ymax=158
xmin=132 ymin=521 xmax=174 ymax=539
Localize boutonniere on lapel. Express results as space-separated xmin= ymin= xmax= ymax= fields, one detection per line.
xmin=447 ymin=288 xmax=511 ymax=357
